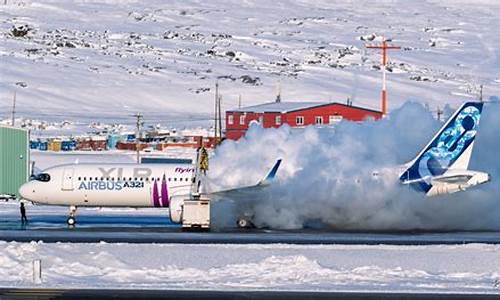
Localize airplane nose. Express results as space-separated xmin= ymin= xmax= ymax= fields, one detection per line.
xmin=19 ymin=183 xmax=34 ymax=200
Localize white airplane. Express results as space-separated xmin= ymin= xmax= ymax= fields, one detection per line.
xmin=399 ymin=101 xmax=490 ymax=196
xmin=19 ymin=157 xmax=282 ymax=226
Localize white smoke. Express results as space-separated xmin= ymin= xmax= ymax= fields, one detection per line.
xmin=207 ymin=100 xmax=500 ymax=230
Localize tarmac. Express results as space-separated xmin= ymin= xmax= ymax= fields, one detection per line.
xmin=1 ymin=214 xmax=500 ymax=244
xmin=2 ymin=203 xmax=500 ymax=245
xmin=1 ymin=288 xmax=499 ymax=300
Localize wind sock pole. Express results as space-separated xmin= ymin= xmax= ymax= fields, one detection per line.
xmin=366 ymin=37 xmax=400 ymax=116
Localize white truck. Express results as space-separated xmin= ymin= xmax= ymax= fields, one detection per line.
xmin=181 ymin=197 xmax=211 ymax=231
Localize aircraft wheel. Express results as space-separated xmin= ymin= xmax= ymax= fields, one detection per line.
xmin=237 ymin=218 xmax=251 ymax=229
xmin=67 ymin=216 xmax=76 ymax=226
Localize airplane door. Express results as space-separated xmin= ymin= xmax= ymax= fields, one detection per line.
xmin=61 ymin=167 xmax=75 ymax=191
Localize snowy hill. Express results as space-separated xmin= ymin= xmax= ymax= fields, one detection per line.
xmin=1 ymin=0 xmax=499 ymax=124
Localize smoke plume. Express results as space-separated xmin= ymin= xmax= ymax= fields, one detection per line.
xmin=207 ymin=100 xmax=500 ymax=230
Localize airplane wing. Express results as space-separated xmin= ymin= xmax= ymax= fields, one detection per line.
xmin=206 ymin=159 xmax=282 ymax=200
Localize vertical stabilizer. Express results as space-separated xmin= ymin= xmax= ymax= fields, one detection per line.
xmin=400 ymin=102 xmax=484 ymax=193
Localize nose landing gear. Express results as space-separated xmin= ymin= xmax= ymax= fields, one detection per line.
xmin=67 ymin=205 xmax=77 ymax=227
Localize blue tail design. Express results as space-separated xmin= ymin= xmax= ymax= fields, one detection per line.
xmin=400 ymin=102 xmax=484 ymax=193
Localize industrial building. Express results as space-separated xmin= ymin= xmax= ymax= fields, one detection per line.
xmin=225 ymin=101 xmax=383 ymax=140
xmin=0 ymin=126 xmax=30 ymax=199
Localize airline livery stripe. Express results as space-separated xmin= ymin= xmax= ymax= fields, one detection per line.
xmin=152 ymin=179 xmax=160 ymax=207
xmin=161 ymin=175 xmax=169 ymax=207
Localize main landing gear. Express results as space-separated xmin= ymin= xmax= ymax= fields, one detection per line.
xmin=67 ymin=205 xmax=77 ymax=227
xmin=237 ymin=213 xmax=255 ymax=229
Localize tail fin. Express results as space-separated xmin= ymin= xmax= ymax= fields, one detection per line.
xmin=400 ymin=102 xmax=484 ymax=193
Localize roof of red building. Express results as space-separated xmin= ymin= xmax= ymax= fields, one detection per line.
xmin=227 ymin=101 xmax=382 ymax=114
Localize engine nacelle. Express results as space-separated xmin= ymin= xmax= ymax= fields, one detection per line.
xmin=169 ymin=196 xmax=184 ymax=224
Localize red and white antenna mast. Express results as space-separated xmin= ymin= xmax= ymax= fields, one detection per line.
xmin=366 ymin=37 xmax=400 ymax=116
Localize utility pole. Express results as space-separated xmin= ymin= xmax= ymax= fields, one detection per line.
xmin=366 ymin=37 xmax=401 ymax=116
xmin=238 ymin=94 xmax=242 ymax=109
xmin=479 ymin=84 xmax=483 ymax=102
xmin=218 ymin=95 xmax=222 ymax=141
xmin=436 ymin=106 xmax=443 ymax=122
xmin=275 ymin=79 xmax=282 ymax=103
xmin=11 ymin=91 xmax=16 ymax=127
xmin=214 ymin=81 xmax=219 ymax=141
xmin=133 ymin=113 xmax=143 ymax=163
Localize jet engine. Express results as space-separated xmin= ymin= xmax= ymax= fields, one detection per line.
xmin=169 ymin=196 xmax=184 ymax=224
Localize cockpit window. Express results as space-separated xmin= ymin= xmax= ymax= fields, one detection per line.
xmin=35 ymin=173 xmax=51 ymax=182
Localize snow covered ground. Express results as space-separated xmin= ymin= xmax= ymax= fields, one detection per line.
xmin=0 ymin=241 xmax=499 ymax=293
xmin=1 ymin=0 xmax=499 ymax=126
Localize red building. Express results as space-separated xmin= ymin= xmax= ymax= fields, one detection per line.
xmin=225 ymin=101 xmax=383 ymax=140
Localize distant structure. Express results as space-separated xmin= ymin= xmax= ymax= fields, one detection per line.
xmin=366 ymin=37 xmax=401 ymax=116
xmin=225 ymin=101 xmax=383 ymax=140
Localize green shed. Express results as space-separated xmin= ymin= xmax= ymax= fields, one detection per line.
xmin=0 ymin=126 xmax=30 ymax=199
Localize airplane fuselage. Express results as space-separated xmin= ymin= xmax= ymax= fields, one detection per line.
xmin=20 ymin=163 xmax=195 ymax=207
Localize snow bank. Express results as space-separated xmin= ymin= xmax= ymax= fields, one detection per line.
xmin=0 ymin=242 xmax=499 ymax=293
